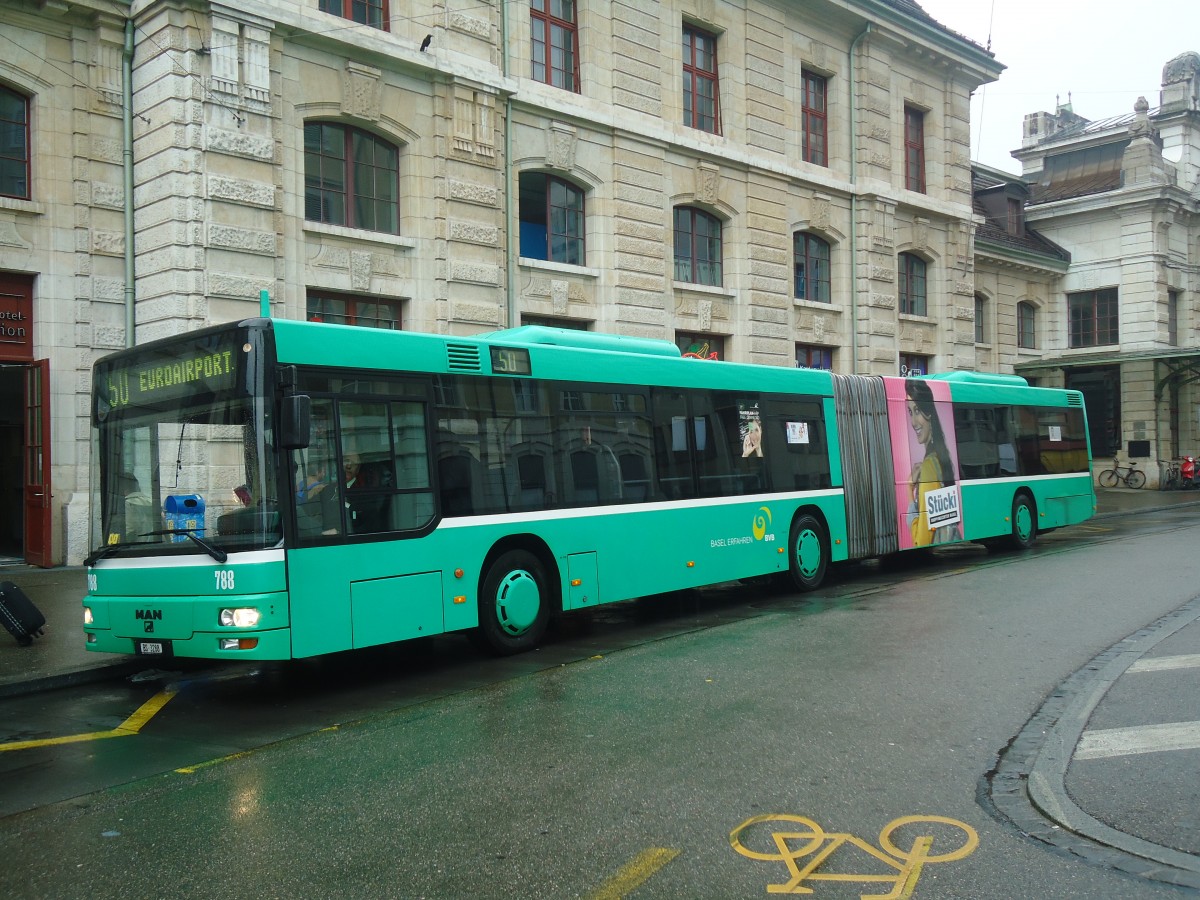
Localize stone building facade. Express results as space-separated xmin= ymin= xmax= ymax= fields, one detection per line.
xmin=1 ymin=0 xmax=1001 ymax=565
xmin=1011 ymin=53 xmax=1200 ymax=480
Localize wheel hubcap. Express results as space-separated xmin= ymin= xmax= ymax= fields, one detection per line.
xmin=1015 ymin=505 xmax=1032 ymax=540
xmin=495 ymin=569 xmax=540 ymax=636
xmin=795 ymin=529 xmax=821 ymax=578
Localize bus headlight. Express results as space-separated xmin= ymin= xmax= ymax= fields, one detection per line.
xmin=219 ymin=607 xmax=261 ymax=628
xmin=83 ymin=607 xmax=93 ymax=625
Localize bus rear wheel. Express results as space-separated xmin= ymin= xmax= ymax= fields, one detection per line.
xmin=788 ymin=514 xmax=828 ymax=592
xmin=1009 ymin=493 xmax=1038 ymax=550
xmin=475 ymin=549 xmax=551 ymax=655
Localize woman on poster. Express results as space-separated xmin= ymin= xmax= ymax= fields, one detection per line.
xmin=905 ymin=378 xmax=961 ymax=546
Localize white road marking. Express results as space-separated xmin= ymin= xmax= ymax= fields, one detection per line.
xmin=1075 ymin=721 xmax=1200 ymax=760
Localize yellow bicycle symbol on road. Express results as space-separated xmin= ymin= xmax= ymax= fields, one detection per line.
xmin=730 ymin=814 xmax=978 ymax=899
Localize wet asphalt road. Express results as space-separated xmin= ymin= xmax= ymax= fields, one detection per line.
xmin=1 ymin=509 xmax=1198 ymax=898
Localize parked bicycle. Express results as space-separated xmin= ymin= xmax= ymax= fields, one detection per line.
xmin=1160 ymin=458 xmax=1182 ymax=491
xmin=1098 ymin=456 xmax=1146 ymax=489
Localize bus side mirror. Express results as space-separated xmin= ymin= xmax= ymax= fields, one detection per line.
xmin=280 ymin=395 xmax=311 ymax=449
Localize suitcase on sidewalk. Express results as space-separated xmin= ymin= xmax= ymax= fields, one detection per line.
xmin=0 ymin=580 xmax=46 ymax=647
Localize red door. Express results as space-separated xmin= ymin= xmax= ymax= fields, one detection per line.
xmin=24 ymin=359 xmax=51 ymax=567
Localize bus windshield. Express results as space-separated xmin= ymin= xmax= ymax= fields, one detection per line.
xmin=88 ymin=326 xmax=280 ymax=560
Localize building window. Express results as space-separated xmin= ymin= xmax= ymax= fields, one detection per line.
xmin=1006 ymin=197 xmax=1023 ymax=236
xmin=974 ymin=294 xmax=987 ymax=343
xmin=1068 ymin=288 xmax=1119 ymax=348
xmin=319 ymin=0 xmax=388 ymax=30
xmin=0 ymin=86 xmax=30 ymax=200
xmin=900 ymin=353 xmax=929 ymax=377
xmin=677 ymin=332 xmax=723 ymax=360
xmin=531 ymin=0 xmax=579 ymax=92
xmin=904 ymin=106 xmax=926 ymax=193
xmin=793 ymin=232 xmax=831 ymax=302
xmin=1168 ymin=289 xmax=1179 ymax=346
xmin=683 ymin=26 xmax=720 ymax=133
xmin=801 ymin=71 xmax=828 ymax=166
xmin=898 ymin=253 xmax=927 ymax=316
xmin=796 ymin=344 xmax=833 ymax=369
xmin=522 ymin=315 xmax=590 ymax=330
xmin=674 ymin=206 xmax=723 ymax=286
xmin=519 ymin=173 xmax=585 ymax=265
xmin=1017 ymin=301 xmax=1036 ymax=349
xmin=307 ymin=292 xmax=402 ymax=329
xmin=304 ymin=122 xmax=399 ymax=234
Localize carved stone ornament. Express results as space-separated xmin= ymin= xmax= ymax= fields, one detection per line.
xmin=696 ymin=163 xmax=720 ymax=206
xmin=546 ymin=123 xmax=577 ymax=171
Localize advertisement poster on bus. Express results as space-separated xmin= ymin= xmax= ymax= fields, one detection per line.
xmin=886 ymin=378 xmax=963 ymax=549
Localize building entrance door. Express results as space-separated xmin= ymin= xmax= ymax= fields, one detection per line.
xmin=0 ymin=367 xmax=22 ymax=563
xmin=24 ymin=359 xmax=51 ymax=567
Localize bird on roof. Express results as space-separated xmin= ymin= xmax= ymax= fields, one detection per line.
xmin=420 ymin=34 xmax=432 ymax=52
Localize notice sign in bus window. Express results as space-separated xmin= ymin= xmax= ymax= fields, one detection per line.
xmin=786 ymin=422 xmax=810 ymax=444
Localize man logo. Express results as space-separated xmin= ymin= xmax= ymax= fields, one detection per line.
xmin=136 ymin=609 xmax=162 ymax=634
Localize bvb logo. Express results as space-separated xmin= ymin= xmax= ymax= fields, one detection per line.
xmin=752 ymin=506 xmax=772 ymax=541
xmin=730 ymin=814 xmax=978 ymax=898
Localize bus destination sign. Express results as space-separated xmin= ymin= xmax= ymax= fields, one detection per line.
xmin=99 ymin=337 xmax=242 ymax=413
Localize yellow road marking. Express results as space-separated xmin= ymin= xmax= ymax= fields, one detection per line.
xmin=0 ymin=689 xmax=177 ymax=752
xmin=731 ymin=814 xmax=978 ymax=897
xmin=586 ymin=847 xmax=680 ymax=900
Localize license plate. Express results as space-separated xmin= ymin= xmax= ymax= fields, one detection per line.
xmin=135 ymin=640 xmax=171 ymax=656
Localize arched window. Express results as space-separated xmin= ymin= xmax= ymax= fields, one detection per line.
xmin=519 ymin=173 xmax=585 ymax=265
xmin=1017 ymin=301 xmax=1037 ymax=349
xmin=898 ymin=252 xmax=927 ymax=316
xmin=674 ymin=206 xmax=722 ymax=287
xmin=0 ymin=86 xmax=31 ymax=200
xmin=304 ymin=122 xmax=399 ymax=234
xmin=793 ymin=232 xmax=831 ymax=302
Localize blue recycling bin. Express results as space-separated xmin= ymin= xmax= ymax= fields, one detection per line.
xmin=163 ymin=494 xmax=204 ymax=542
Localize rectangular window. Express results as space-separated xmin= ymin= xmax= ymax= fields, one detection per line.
xmin=1006 ymin=198 xmax=1023 ymax=236
xmin=0 ymin=87 xmax=30 ymax=200
xmin=900 ymin=353 xmax=929 ymax=377
xmin=1068 ymin=288 xmax=1119 ymax=348
xmin=975 ymin=296 xmax=987 ymax=344
xmin=1017 ymin=302 xmax=1036 ymax=349
xmin=898 ymin=254 xmax=927 ymax=317
xmin=531 ymin=0 xmax=579 ymax=91
xmin=319 ymin=0 xmax=388 ymax=30
xmin=904 ymin=106 xmax=926 ymax=193
xmin=801 ymin=71 xmax=828 ymax=166
xmin=307 ymin=292 xmax=402 ymax=330
xmin=683 ymin=26 xmax=720 ymax=133
xmin=1168 ymin=289 xmax=1179 ymax=346
xmin=676 ymin=332 xmax=724 ymax=360
xmin=796 ymin=344 xmax=833 ymax=370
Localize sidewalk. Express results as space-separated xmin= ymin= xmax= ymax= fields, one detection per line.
xmin=1 ymin=486 xmax=1197 ymax=698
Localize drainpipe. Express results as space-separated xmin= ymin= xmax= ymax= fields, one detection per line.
xmin=501 ymin=5 xmax=516 ymax=329
xmin=123 ymin=18 xmax=136 ymax=347
xmin=848 ymin=23 xmax=871 ymax=373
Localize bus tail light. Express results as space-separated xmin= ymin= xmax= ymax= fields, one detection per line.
xmin=220 ymin=638 xmax=259 ymax=650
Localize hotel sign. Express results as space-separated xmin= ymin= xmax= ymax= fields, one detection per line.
xmin=0 ymin=282 xmax=32 ymax=361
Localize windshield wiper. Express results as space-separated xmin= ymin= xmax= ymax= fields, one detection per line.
xmin=140 ymin=529 xmax=229 ymax=563
xmin=84 ymin=542 xmax=138 ymax=567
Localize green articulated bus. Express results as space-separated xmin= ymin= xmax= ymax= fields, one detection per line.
xmin=83 ymin=318 xmax=1095 ymax=659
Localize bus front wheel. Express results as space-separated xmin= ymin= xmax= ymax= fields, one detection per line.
xmin=788 ymin=514 xmax=828 ymax=592
xmin=475 ymin=549 xmax=552 ymax=655
xmin=1009 ymin=493 xmax=1038 ymax=550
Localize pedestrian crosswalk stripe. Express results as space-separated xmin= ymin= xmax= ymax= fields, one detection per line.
xmin=1128 ymin=653 xmax=1200 ymax=673
xmin=1075 ymin=721 xmax=1200 ymax=759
